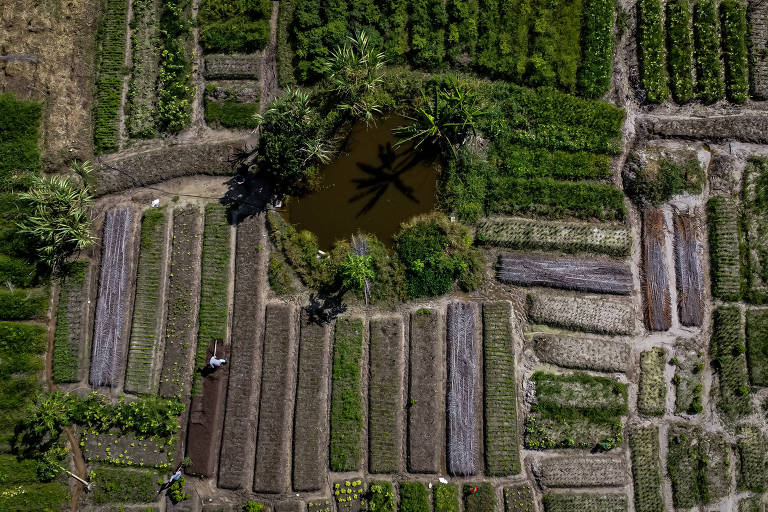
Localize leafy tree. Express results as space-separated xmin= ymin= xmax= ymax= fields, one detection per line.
xmin=339 ymin=252 xmax=375 ymax=304
xmin=16 ymin=161 xmax=94 ymax=270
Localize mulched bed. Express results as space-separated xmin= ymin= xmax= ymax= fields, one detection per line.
xmin=253 ymin=303 xmax=298 ymax=493
xmin=218 ymin=214 xmax=267 ymax=490
xmin=532 ymin=334 xmax=629 ymax=373
xmin=368 ymin=316 xmax=404 ymax=474
xmin=408 ymin=308 xmax=443 ymax=474
xmin=673 ymin=207 xmax=704 ymax=326
xmin=537 ymin=455 xmax=628 ymax=488
xmin=292 ymin=310 xmax=331 ymax=491
xmin=185 ymin=338 xmax=231 ymax=477
xmin=159 ymin=207 xmax=203 ymax=398
xmin=641 ymin=208 xmax=671 ymax=331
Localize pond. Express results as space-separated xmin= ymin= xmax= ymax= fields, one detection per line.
xmin=286 ymin=115 xmax=438 ymax=250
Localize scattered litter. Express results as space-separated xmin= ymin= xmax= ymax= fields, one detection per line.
xmin=438 ymin=477 xmax=448 ymax=484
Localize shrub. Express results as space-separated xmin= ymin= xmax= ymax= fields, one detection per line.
xmin=0 ymin=93 xmax=41 ymax=189
xmin=721 ymin=0 xmax=749 ymax=103
xmin=410 ymin=0 xmax=447 ymax=68
xmin=693 ymin=0 xmax=725 ymax=103
xmin=578 ymin=0 xmax=615 ymax=98
xmin=93 ymin=0 xmax=128 ymax=153
xmin=666 ymin=0 xmax=695 ymax=102
xmin=401 ymin=482 xmax=429 ymax=512
xmin=637 ymin=0 xmax=669 ymax=102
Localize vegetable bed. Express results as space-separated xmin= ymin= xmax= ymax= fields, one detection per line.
xmin=447 ymin=301 xmax=478 ymax=476
xmin=53 ymin=262 xmax=89 ymax=383
xmin=629 ymin=426 xmax=664 ymax=512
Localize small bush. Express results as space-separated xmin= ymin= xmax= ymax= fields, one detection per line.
xmin=624 ymin=155 xmax=704 ymax=206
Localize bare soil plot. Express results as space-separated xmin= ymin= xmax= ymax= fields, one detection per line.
xmin=293 ymin=310 xmax=331 ymax=492
xmin=159 ymin=207 xmax=203 ymax=398
xmin=532 ymin=334 xmax=629 ymax=373
xmin=185 ymin=338 xmax=230 ymax=478
xmin=368 ymin=316 xmax=404 ymax=474
xmin=527 ymin=292 xmax=635 ymax=335
xmin=673 ymin=207 xmax=704 ymax=326
xmin=218 ymin=214 xmax=267 ymax=490
xmin=446 ymin=301 xmax=477 ymax=476
xmin=641 ymin=208 xmax=671 ymax=331
xmin=253 ymin=303 xmax=298 ymax=493
xmin=628 ymin=426 xmax=664 ymax=512
xmin=497 ymin=254 xmax=632 ymax=295
xmin=408 ymin=308 xmax=443 ymax=474
xmin=329 ymin=317 xmax=364 ymax=472
xmin=537 ymin=455 xmax=628 ymax=488
xmin=90 ymin=207 xmax=136 ymax=388
xmin=482 ymin=302 xmax=520 ymax=476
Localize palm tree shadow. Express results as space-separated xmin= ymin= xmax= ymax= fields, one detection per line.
xmin=349 ymin=142 xmax=425 ymax=217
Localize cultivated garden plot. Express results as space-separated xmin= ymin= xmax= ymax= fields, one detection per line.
xmin=628 ymin=426 xmax=664 ymax=512
xmin=532 ymin=334 xmax=630 ymax=373
xmin=53 ymin=261 xmax=90 ymax=383
xmin=673 ymin=347 xmax=705 ymax=415
xmin=536 ymin=455 xmax=628 ymax=488
xmin=637 ymin=347 xmax=667 ymax=416
xmin=707 ymin=197 xmax=743 ymax=301
xmin=542 ymin=493 xmax=628 ymax=512
xmin=673 ymin=206 xmax=704 ymax=326
xmin=737 ymin=425 xmax=768 ymax=493
xmin=527 ymin=291 xmax=635 ymax=335
xmin=746 ymin=308 xmax=768 ymax=386
xmin=710 ymin=305 xmax=751 ymax=419
xmin=641 ymin=208 xmax=671 ymax=331
xmin=503 ymin=483 xmax=536 ymax=512
xmin=743 ymin=157 xmax=768 ymax=303
xmin=82 ymin=432 xmax=172 ymax=469
xmin=330 ymin=317 xmax=364 ymax=472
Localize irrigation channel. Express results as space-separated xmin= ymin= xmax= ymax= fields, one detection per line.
xmin=286 ymin=115 xmax=438 ymax=249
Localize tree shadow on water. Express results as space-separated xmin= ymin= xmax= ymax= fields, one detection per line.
xmin=349 ymin=142 xmax=428 ymax=217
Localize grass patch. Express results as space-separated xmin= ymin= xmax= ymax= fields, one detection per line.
xmin=747 ymin=309 xmax=768 ymax=386
xmin=329 ymin=317 xmax=364 ymax=471
xmin=0 ymin=93 xmax=41 ymax=189
xmin=400 ymin=482 xmax=429 ymax=512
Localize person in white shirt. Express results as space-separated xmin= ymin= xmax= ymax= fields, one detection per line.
xmin=209 ymin=355 xmax=227 ymax=368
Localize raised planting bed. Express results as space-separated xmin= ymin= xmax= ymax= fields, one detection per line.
xmin=447 ymin=301 xmax=478 ymax=476
xmin=293 ymin=310 xmax=331 ymax=491
xmin=707 ymin=197 xmax=743 ymax=301
xmin=253 ymin=303 xmax=298 ymax=493
xmin=91 ymin=465 xmax=159 ymax=503
xmin=185 ymin=337 xmax=230 ymax=478
xmin=747 ymin=309 xmax=768 ymax=385
xmin=641 ymin=208 xmax=671 ymax=331
xmin=542 ymin=493 xmax=627 ymax=512
xmin=159 ymin=207 xmax=203 ymax=398
xmin=531 ymin=371 xmax=627 ymax=413
xmin=710 ymin=305 xmax=751 ymax=419
xmin=628 ymin=426 xmax=664 ymax=512
xmin=721 ymin=0 xmax=750 ymax=103
xmin=737 ymin=424 xmax=767 ymax=492
xmin=638 ymin=0 xmax=668 ymax=103
xmin=330 ymin=317 xmax=364 ymax=472
xmin=476 ymin=217 xmax=631 ymax=257
xmin=126 ymin=0 xmax=161 ymax=139
xmin=93 ymin=0 xmax=128 ymax=153
xmin=638 ymin=347 xmax=667 ymax=416
xmin=90 ymin=207 xmax=136 ymax=388
xmin=125 ymin=208 xmax=168 ymax=395
xmin=368 ymin=316 xmax=404 ymax=474
xmin=673 ymin=347 xmax=705 ymax=414
xmin=503 ymin=483 xmax=535 ymax=512
xmin=193 ymin=203 xmax=232 ymax=396
xmin=701 ymin=431 xmax=731 ymax=500
xmin=400 ymin=482 xmax=429 ymax=512
xmin=368 ymin=481 xmax=395 ymax=512
xmin=496 ymin=254 xmax=632 ymax=295
xmin=408 ymin=308 xmax=443 ymax=473
xmin=694 ymin=0 xmax=725 ymax=103
xmin=673 ymin=206 xmax=704 ymax=326
xmin=749 ymin=0 xmax=768 ymax=99
xmin=204 ymin=81 xmax=261 ymax=130
xmin=463 ymin=483 xmax=495 ymax=512
xmin=434 ymin=483 xmax=459 ymax=512
xmin=537 ymin=455 xmax=628 ymax=488
xmin=82 ymin=431 xmax=172 ymax=469
xmin=333 ymin=479 xmax=366 ymax=512
xmin=203 ymin=54 xmax=261 ymax=79
xmin=527 ymin=292 xmax=635 ymax=335
xmin=219 ymin=214 xmax=267 ymax=490
xmin=743 ymin=157 xmax=768 ymax=303
xmin=666 ymin=0 xmax=695 ymax=102
xmin=482 ymin=302 xmax=520 ymax=476
xmin=53 ymin=261 xmax=89 ymax=383
xmin=740 ymin=496 xmax=764 ymax=512
xmin=532 ymin=334 xmax=629 ymax=373
xmin=667 ymin=425 xmax=708 ymax=508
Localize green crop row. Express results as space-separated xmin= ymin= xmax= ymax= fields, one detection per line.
xmin=578 ymin=0 xmax=615 ymax=98
xmin=666 ymin=0 xmax=694 ymax=102
xmin=329 ymin=317 xmax=364 ymax=471
xmin=693 ymin=0 xmax=724 ymax=103
xmin=93 ymin=0 xmax=129 ymax=153
xmin=0 ymin=93 xmax=41 ymax=190
xmin=638 ymin=0 xmax=668 ymax=103
xmin=710 ymin=305 xmax=751 ymax=419
xmin=434 ymin=483 xmax=459 ymax=512
xmin=157 ymin=0 xmax=193 ymax=133
xmin=707 ymin=197 xmax=744 ymax=301
xmin=746 ymin=309 xmax=768 ymax=386
xmin=743 ymin=157 xmax=768 ymax=304
xmin=199 ymin=0 xmax=271 ymax=53
xmin=542 ymin=493 xmax=627 ymax=512
xmin=488 ymin=144 xmax=614 ymax=181
xmin=0 ymin=288 xmax=47 ymax=320
xmin=629 ymin=427 xmax=664 ymax=512
xmin=53 ymin=262 xmax=88 ymax=384
xmin=638 ymin=347 xmax=667 ymax=416
xmin=276 ymin=0 xmax=296 ymax=87
xmin=126 ymin=0 xmax=161 ymax=138
xmin=463 ymin=483 xmax=495 ymax=512
xmin=400 ymin=482 xmax=430 ymax=512
xmin=721 ymin=0 xmax=749 ymax=103
xmin=737 ymin=424 xmax=767 ymax=493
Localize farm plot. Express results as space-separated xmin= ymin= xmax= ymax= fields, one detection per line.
xmin=538 ymin=455 xmax=627 ymax=488
xmin=205 ymin=81 xmax=261 ymax=130
xmin=638 ymin=0 xmax=668 ymax=103
xmin=368 ymin=316 xmax=404 ymax=474
xmin=126 ymin=0 xmax=161 ymax=138
xmin=463 ymin=483 xmax=495 ymax=512
xmin=219 ymin=214 xmax=267 ymax=490
xmin=496 ymin=254 xmax=632 ymax=295
xmin=82 ymin=432 xmax=172 ymax=469
xmin=0 ymin=289 xmax=47 ymax=321
xmin=482 ymin=302 xmax=520 ymax=476
xmin=701 ymin=432 xmax=731 ymax=500
xmin=446 ymin=301 xmax=478 ymax=476
xmin=667 ymin=425 xmax=707 ymax=508
xmin=710 ymin=305 xmax=751 ymax=419
xmin=203 ymin=54 xmax=261 ymax=79
xmin=628 ymin=426 xmax=664 ymax=512
xmin=532 ymin=334 xmax=629 ymax=372
xmin=737 ymin=424 xmax=767 ymax=492
xmin=53 ymin=261 xmax=89 ymax=383
xmin=641 ymin=208 xmax=671 ymax=331
xmin=93 ymin=0 xmax=128 ymax=153
xmin=334 ymin=479 xmax=366 ymax=512
xmin=330 ymin=317 xmax=364 ymax=472
xmin=476 ymin=217 xmax=631 ymax=257
xmin=707 ymin=197 xmax=743 ymax=301
xmin=694 ymin=0 xmax=725 ymax=103
xmin=746 ymin=309 xmax=768 ymax=386
xmin=542 ymin=493 xmax=627 ymax=512
xmin=749 ymin=0 xmax=768 ymax=98
xmin=90 ymin=207 xmax=135 ymax=388
xmin=673 ymin=348 xmax=705 ymax=414
xmin=293 ymin=310 xmax=331 ymax=491
xmin=743 ymin=157 xmax=768 ymax=303
xmin=199 ymin=0 xmax=270 ymax=54
xmin=638 ymin=347 xmax=667 ymax=416
xmin=90 ymin=466 xmax=159 ymax=503
xmin=254 ymin=303 xmax=298 ymax=493
xmin=673 ymin=207 xmax=704 ymax=326
xmin=159 ymin=207 xmax=203 ymax=398
xmin=722 ymin=0 xmax=750 ymax=103
xmin=400 ymin=482 xmax=429 ymax=512
xmin=740 ymin=496 xmax=764 ymax=512
xmin=504 ymin=483 xmax=535 ymax=512
xmin=185 ymin=338 xmax=230 ymax=478
xmin=124 ymin=208 xmax=168 ymax=395
xmin=527 ymin=291 xmax=635 ymax=335
xmin=408 ymin=308 xmax=443 ymax=473
xmin=434 ymin=483 xmax=459 ymax=512
xmin=193 ymin=204 xmax=232 ymax=395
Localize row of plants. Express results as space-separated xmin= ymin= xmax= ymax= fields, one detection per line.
xmin=0 ymin=93 xmax=41 ymax=190
xmin=667 ymin=0 xmax=694 ymax=102
xmin=157 ymin=0 xmax=194 ymax=133
xmin=199 ymin=0 xmax=271 ymax=53
xmin=329 ymin=317 xmax=364 ymax=472
xmin=541 ymin=493 xmax=627 ymax=512
xmin=721 ymin=0 xmax=750 ymax=103
xmin=204 ymin=83 xmax=261 ymax=129
xmin=637 ymin=0 xmax=668 ymax=103
xmin=52 ymin=261 xmax=88 ymax=384
xmin=527 ymin=291 xmax=635 ymax=335
xmin=489 ymin=144 xmax=613 ymax=181
xmin=742 ymin=157 xmax=768 ymax=303
xmin=0 ymin=455 xmax=68 ymax=511
xmin=710 ymin=305 xmax=751 ymax=419
xmin=93 ymin=0 xmax=128 ymax=153
xmin=126 ymin=0 xmax=161 ymax=138
xmin=746 ymin=309 xmax=768 ymax=386
xmin=629 ymin=426 xmax=664 ymax=512
xmin=694 ymin=0 xmax=725 ymax=103
xmin=707 ymin=197 xmax=745 ymax=301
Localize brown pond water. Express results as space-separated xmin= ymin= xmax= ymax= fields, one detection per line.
xmin=286 ymin=116 xmax=438 ymax=250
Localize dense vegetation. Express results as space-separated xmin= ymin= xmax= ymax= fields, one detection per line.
xmin=0 ymin=93 xmax=41 ymax=190
xmin=666 ymin=0 xmax=694 ymax=102
xmin=624 ymin=154 xmax=704 ymax=206
xmin=157 ymin=0 xmax=193 ymax=133
xmin=204 ymin=83 xmax=261 ymax=129
xmin=693 ymin=0 xmax=724 ymax=103
xmin=93 ymin=0 xmax=128 ymax=153
xmin=638 ymin=0 xmax=668 ymax=102
xmin=199 ymin=0 xmax=271 ymax=53
xmin=721 ymin=0 xmax=749 ymax=103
